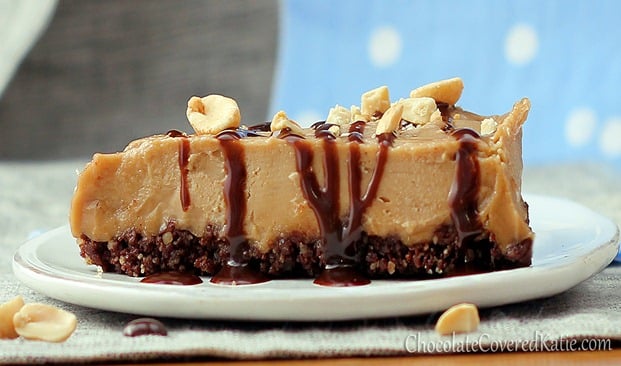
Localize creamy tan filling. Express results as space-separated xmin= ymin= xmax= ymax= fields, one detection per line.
xmin=70 ymin=99 xmax=533 ymax=254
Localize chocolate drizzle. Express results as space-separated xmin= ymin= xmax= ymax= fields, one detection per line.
xmin=178 ymin=139 xmax=191 ymax=211
xmin=166 ymin=130 xmax=192 ymax=212
xmin=217 ymin=130 xmax=248 ymax=263
xmin=436 ymin=102 xmax=454 ymax=131
xmin=162 ymin=114 xmax=487 ymax=285
xmin=282 ymin=122 xmax=394 ymax=286
xmin=347 ymin=121 xmax=365 ymax=143
xmin=166 ymin=129 xmax=187 ymax=138
xmin=211 ymin=129 xmax=269 ymax=285
xmin=448 ymin=128 xmax=483 ymax=250
xmin=285 ymin=134 xmax=342 ymax=265
xmin=343 ymin=131 xmax=393 ymax=255
xmin=310 ymin=121 xmax=324 ymax=129
xmin=168 ymin=128 xmax=270 ymax=285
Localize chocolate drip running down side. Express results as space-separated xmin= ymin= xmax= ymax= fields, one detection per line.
xmin=284 ymin=122 xmax=394 ymax=286
xmin=212 ymin=129 xmax=269 ymax=285
xmin=448 ymin=128 xmax=483 ymax=251
xmin=166 ymin=130 xmax=192 ymax=211
xmin=285 ymin=133 xmax=342 ymax=258
xmin=167 ymin=128 xmax=270 ymax=285
xmin=343 ymin=131 xmax=394 ymax=250
xmin=216 ymin=130 xmax=248 ymax=263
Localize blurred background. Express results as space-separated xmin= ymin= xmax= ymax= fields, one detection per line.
xmin=0 ymin=0 xmax=620 ymax=168
xmin=271 ymin=0 xmax=621 ymax=168
xmin=0 ymin=0 xmax=278 ymax=159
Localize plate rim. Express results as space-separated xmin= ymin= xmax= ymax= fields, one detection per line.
xmin=12 ymin=193 xmax=620 ymax=321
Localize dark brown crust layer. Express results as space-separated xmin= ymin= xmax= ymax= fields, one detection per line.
xmin=78 ymin=222 xmax=532 ymax=278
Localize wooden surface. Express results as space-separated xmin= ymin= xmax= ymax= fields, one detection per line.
xmin=128 ymin=349 xmax=621 ymax=365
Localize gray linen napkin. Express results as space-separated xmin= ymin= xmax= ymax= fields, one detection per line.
xmin=0 ymin=266 xmax=619 ymax=363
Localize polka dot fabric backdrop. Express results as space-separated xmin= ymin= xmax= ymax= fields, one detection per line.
xmin=270 ymin=0 xmax=621 ymax=167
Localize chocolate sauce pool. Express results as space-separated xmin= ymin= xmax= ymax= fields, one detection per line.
xmin=209 ymin=264 xmax=269 ymax=285
xmin=163 ymin=113 xmax=484 ymax=286
xmin=140 ymin=271 xmax=203 ymax=285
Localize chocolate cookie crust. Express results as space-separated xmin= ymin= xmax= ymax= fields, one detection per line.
xmin=78 ymin=222 xmax=531 ymax=279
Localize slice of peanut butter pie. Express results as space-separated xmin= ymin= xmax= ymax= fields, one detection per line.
xmin=70 ymin=78 xmax=534 ymax=286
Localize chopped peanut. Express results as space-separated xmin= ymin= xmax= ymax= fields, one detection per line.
xmin=399 ymin=97 xmax=438 ymax=125
xmin=326 ymin=105 xmax=351 ymax=126
xmin=361 ymin=86 xmax=391 ymax=118
xmin=270 ymin=111 xmax=305 ymax=136
xmin=375 ymin=103 xmax=404 ymax=135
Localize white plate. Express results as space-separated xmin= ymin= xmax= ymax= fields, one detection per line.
xmin=13 ymin=194 xmax=620 ymax=321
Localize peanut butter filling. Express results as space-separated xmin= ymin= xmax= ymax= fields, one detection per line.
xmin=70 ymin=78 xmax=534 ymax=278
